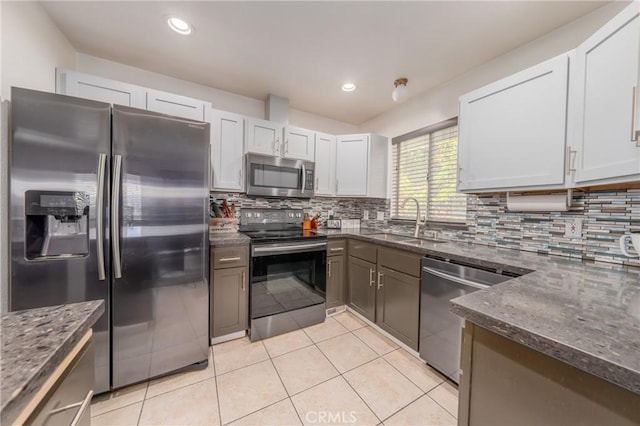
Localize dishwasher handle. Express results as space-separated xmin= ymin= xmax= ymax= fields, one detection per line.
xmin=422 ymin=266 xmax=490 ymax=290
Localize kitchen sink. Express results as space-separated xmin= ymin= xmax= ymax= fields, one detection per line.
xmin=398 ymin=238 xmax=448 ymax=246
xmin=367 ymin=233 xmax=415 ymax=242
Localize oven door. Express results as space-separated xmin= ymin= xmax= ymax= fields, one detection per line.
xmin=249 ymin=240 xmax=326 ymax=339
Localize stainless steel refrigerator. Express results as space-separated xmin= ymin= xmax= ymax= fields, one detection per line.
xmin=8 ymin=87 xmax=210 ymax=393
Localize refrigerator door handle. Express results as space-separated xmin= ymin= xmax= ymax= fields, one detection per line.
xmin=111 ymin=155 xmax=123 ymax=279
xmin=96 ymin=153 xmax=107 ymax=281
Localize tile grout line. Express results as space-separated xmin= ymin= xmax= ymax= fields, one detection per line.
xmin=266 ymin=354 xmax=305 ymax=426
xmin=135 ymin=383 xmax=149 ymax=425
xmin=425 ymin=387 xmax=458 ymax=419
xmin=212 ymin=347 xmax=224 ymax=426
xmin=382 ymin=348 xmax=446 ymax=395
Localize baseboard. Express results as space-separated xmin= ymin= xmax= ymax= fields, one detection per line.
xmin=210 ymin=330 xmax=246 ymax=345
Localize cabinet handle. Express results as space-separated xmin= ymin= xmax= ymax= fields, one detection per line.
xmin=242 ymin=271 xmax=245 ymax=291
xmin=377 ymin=272 xmax=384 ymax=290
xmin=70 ymin=390 xmax=93 ymax=426
xmin=285 ymin=139 xmax=289 ymax=154
xmin=327 ymin=260 xmax=332 ymax=277
xmin=330 ymin=247 xmax=344 ymax=252
xmin=458 ymin=165 xmax=462 ymax=185
xmin=565 ymin=146 xmax=577 ymax=176
xmin=369 ymin=269 xmax=375 ymax=287
xmin=632 ymin=86 xmax=639 ymax=143
xmin=219 ymin=257 xmax=241 ymax=262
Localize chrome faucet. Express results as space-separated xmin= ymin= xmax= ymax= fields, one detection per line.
xmin=400 ymin=197 xmax=426 ymax=238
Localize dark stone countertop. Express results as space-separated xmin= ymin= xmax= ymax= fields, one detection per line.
xmin=317 ymin=228 xmax=640 ymax=394
xmin=209 ymin=232 xmax=251 ymax=247
xmin=1 ymin=300 xmax=105 ymax=424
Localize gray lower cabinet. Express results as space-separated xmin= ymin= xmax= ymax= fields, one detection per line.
xmin=375 ymin=265 xmax=420 ymax=349
xmin=28 ymin=339 xmax=94 ymax=425
xmin=211 ymin=245 xmax=249 ymax=339
xmin=326 ymin=239 xmax=346 ymax=309
xmin=348 ymin=256 xmax=376 ymax=321
xmin=346 ymin=240 xmax=421 ymax=350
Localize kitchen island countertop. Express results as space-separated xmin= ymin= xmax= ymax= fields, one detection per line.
xmin=317 ymin=227 xmax=640 ymax=394
xmin=1 ymin=300 xmax=104 ymax=424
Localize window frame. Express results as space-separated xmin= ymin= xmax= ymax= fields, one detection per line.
xmin=391 ymin=117 xmax=466 ymax=225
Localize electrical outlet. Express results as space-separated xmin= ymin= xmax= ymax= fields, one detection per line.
xmin=363 ymin=210 xmax=369 ymax=220
xmin=328 ymin=210 xmax=334 ymax=219
xmin=376 ymin=211 xmax=385 ymax=220
xmin=565 ymin=218 xmax=582 ymax=238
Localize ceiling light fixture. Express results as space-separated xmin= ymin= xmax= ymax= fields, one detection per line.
xmin=341 ymin=83 xmax=356 ymax=92
xmin=392 ymin=78 xmax=409 ymax=103
xmin=167 ymin=16 xmax=193 ymax=35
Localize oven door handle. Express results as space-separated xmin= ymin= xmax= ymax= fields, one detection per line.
xmin=252 ymin=241 xmax=327 ymax=256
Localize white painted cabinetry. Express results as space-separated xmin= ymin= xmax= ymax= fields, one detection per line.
xmin=56 ymin=69 xmax=146 ymax=108
xmin=571 ymin=3 xmax=640 ymax=185
xmin=244 ymin=117 xmax=283 ymax=156
xmin=336 ymin=134 xmax=387 ymax=198
xmin=211 ymin=110 xmax=245 ymax=191
xmin=457 ymin=54 xmax=570 ymax=193
xmin=283 ymin=126 xmax=315 ymax=161
xmin=146 ymin=89 xmax=209 ymax=121
xmin=314 ymin=132 xmax=337 ymax=196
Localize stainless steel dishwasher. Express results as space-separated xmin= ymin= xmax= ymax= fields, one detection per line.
xmin=419 ymin=257 xmax=517 ymax=384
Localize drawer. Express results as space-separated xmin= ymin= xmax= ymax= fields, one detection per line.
xmin=348 ymin=240 xmax=377 ymax=263
xmin=327 ymin=239 xmax=346 ymax=256
xmin=378 ymin=247 xmax=422 ymax=277
xmin=212 ymin=246 xmax=249 ymax=269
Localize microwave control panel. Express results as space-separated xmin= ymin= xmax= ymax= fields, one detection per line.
xmin=305 ymin=169 xmax=314 ymax=190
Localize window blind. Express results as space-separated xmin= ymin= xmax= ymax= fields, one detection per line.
xmin=391 ymin=122 xmax=466 ymax=223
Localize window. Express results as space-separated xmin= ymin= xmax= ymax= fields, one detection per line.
xmin=391 ymin=118 xmax=466 ymax=223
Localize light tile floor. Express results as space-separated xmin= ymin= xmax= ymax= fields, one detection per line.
xmin=91 ymin=311 xmax=458 ymax=426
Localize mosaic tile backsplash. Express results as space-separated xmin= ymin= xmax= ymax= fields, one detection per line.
xmin=212 ymin=189 xmax=640 ymax=268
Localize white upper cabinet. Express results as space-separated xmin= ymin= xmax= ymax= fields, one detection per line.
xmin=245 ymin=117 xmax=283 ymax=156
xmin=314 ymin=132 xmax=336 ymax=196
xmin=458 ymin=54 xmax=570 ymax=193
xmin=56 ymin=69 xmax=146 ymax=108
xmin=571 ymin=3 xmax=640 ymax=185
xmin=336 ymin=134 xmax=388 ymax=198
xmin=211 ymin=110 xmax=244 ymax=192
xmin=146 ymin=89 xmax=209 ymax=122
xmin=283 ymin=126 xmax=315 ymax=161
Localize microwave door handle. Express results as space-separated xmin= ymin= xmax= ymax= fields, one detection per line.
xmin=301 ymin=164 xmax=306 ymax=194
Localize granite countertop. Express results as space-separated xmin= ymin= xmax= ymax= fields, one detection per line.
xmin=318 ymin=227 xmax=640 ymax=394
xmin=209 ymin=232 xmax=251 ymax=247
xmin=1 ymin=300 xmax=105 ymax=425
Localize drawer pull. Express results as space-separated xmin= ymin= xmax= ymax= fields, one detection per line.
xmin=377 ymin=272 xmax=384 ymax=290
xmin=369 ymin=269 xmax=375 ymax=287
xmin=219 ymin=257 xmax=241 ymax=262
xmin=328 ymin=260 xmax=332 ymax=277
xmin=49 ymin=389 xmax=94 ymax=417
xmin=329 ymin=247 xmax=344 ymax=252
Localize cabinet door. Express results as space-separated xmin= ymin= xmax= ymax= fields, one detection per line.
xmin=245 ymin=118 xmax=283 ymax=156
xmin=212 ymin=266 xmax=248 ymax=337
xmin=284 ymin=126 xmax=315 ymax=161
xmin=375 ymin=265 xmax=420 ymax=350
xmin=348 ymin=256 xmax=376 ymax=322
xmin=211 ymin=110 xmax=244 ymax=191
xmin=326 ymin=255 xmax=345 ymax=309
xmin=146 ymin=89 xmax=208 ymax=121
xmin=572 ymin=4 xmax=640 ymax=185
xmin=458 ymin=55 xmax=569 ymax=192
xmin=56 ymin=69 xmax=146 ymax=108
xmin=336 ymin=134 xmax=369 ymax=196
xmin=314 ymin=132 xmax=336 ymax=195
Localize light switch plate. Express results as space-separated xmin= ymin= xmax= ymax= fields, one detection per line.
xmin=376 ymin=211 xmax=385 ymax=220
xmin=565 ymin=218 xmax=582 ymax=238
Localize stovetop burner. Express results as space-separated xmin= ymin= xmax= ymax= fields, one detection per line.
xmin=243 ymin=229 xmax=325 ymax=244
xmin=239 ymin=208 xmax=325 ymax=244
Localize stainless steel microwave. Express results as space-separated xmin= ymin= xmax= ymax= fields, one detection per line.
xmin=245 ymin=153 xmax=315 ymax=198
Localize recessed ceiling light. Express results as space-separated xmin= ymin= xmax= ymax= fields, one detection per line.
xmin=167 ymin=16 xmax=193 ymax=35
xmin=341 ymin=83 xmax=356 ymax=92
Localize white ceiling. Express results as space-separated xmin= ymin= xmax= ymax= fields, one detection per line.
xmin=41 ymin=1 xmax=608 ymax=125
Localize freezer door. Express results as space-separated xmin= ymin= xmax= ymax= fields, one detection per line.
xmin=9 ymin=87 xmax=111 ymax=393
xmin=111 ymin=106 xmax=210 ymax=388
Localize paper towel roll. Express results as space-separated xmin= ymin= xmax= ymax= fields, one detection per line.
xmin=506 ymin=192 xmax=569 ymax=212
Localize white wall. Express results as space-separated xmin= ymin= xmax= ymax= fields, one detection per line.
xmin=76 ymin=54 xmax=358 ymax=135
xmin=359 ymin=2 xmax=629 ymax=139
xmin=1 ymin=1 xmax=76 ymax=99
